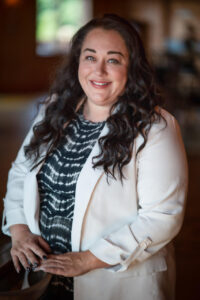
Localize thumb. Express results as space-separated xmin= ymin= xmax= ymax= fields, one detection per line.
xmin=38 ymin=236 xmax=52 ymax=253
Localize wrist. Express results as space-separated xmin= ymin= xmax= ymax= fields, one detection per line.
xmin=84 ymin=250 xmax=111 ymax=271
xmin=9 ymin=224 xmax=30 ymax=236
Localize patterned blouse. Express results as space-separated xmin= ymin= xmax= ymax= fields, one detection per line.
xmin=37 ymin=112 xmax=105 ymax=297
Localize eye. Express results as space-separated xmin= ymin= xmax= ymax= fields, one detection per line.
xmin=108 ymin=58 xmax=120 ymax=64
xmin=85 ymin=56 xmax=96 ymax=61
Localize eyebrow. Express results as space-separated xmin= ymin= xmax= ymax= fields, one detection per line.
xmin=107 ymin=51 xmax=124 ymax=57
xmin=83 ymin=48 xmax=96 ymax=53
xmin=83 ymin=48 xmax=124 ymax=57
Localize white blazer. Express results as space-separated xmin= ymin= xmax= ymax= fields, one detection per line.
xmin=2 ymin=103 xmax=188 ymax=300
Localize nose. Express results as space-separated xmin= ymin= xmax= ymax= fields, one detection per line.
xmin=94 ymin=60 xmax=107 ymax=76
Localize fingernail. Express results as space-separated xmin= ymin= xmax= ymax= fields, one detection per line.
xmin=43 ymin=255 xmax=47 ymax=260
xmin=16 ymin=268 xmax=20 ymax=273
xmin=33 ymin=262 xmax=38 ymax=268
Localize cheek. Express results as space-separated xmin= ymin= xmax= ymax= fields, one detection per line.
xmin=78 ymin=63 xmax=91 ymax=85
xmin=113 ymin=68 xmax=128 ymax=89
xmin=111 ymin=65 xmax=127 ymax=79
xmin=78 ymin=64 xmax=84 ymax=84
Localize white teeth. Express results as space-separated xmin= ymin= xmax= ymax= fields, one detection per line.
xmin=92 ymin=81 xmax=109 ymax=86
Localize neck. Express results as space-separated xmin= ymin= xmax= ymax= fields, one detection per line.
xmin=83 ymin=101 xmax=111 ymax=122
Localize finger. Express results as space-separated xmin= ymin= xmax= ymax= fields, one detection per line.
xmin=36 ymin=266 xmax=66 ymax=276
xmin=12 ymin=255 xmax=21 ymax=273
xmin=48 ymin=253 xmax=72 ymax=262
xmin=46 ymin=254 xmax=65 ymax=260
xmin=18 ymin=252 xmax=31 ymax=270
xmin=46 ymin=254 xmax=62 ymax=261
xmin=29 ymin=243 xmax=48 ymax=260
xmin=25 ymin=249 xmax=40 ymax=267
xmin=38 ymin=236 xmax=51 ymax=253
xmin=39 ymin=259 xmax=65 ymax=268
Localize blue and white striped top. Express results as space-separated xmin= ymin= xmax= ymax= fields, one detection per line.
xmin=37 ymin=112 xmax=105 ymax=295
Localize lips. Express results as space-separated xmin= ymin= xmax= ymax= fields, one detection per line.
xmin=90 ymin=80 xmax=111 ymax=88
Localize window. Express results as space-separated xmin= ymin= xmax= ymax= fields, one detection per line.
xmin=36 ymin=0 xmax=92 ymax=56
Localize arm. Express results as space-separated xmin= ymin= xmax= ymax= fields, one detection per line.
xmin=2 ymin=101 xmax=52 ymax=272
xmin=88 ymin=113 xmax=188 ymax=272
xmin=35 ymin=250 xmax=111 ymax=276
xmin=2 ymin=103 xmax=46 ymax=235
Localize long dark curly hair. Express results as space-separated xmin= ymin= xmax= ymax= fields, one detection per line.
xmin=25 ymin=14 xmax=165 ymax=180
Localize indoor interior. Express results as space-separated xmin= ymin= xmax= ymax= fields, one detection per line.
xmin=0 ymin=0 xmax=199 ymax=299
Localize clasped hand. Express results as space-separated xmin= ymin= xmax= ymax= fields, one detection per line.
xmin=10 ymin=224 xmax=51 ymax=273
xmin=10 ymin=224 xmax=110 ymax=276
xmin=35 ymin=251 xmax=104 ymax=277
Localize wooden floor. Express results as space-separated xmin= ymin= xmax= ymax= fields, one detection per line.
xmin=0 ymin=95 xmax=199 ymax=299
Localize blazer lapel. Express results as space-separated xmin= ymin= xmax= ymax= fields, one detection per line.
xmin=71 ymin=123 xmax=109 ymax=251
xmin=23 ymin=159 xmax=46 ymax=234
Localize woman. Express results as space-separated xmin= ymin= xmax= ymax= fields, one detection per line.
xmin=2 ymin=14 xmax=188 ymax=300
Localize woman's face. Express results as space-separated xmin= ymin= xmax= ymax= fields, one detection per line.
xmin=78 ymin=28 xmax=129 ymax=109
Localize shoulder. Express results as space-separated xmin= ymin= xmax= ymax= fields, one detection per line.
xmin=147 ymin=106 xmax=182 ymax=143
xmin=135 ymin=107 xmax=184 ymax=153
xmin=153 ymin=106 xmax=177 ymax=133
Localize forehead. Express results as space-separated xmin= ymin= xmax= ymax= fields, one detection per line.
xmin=81 ymin=28 xmax=128 ymax=54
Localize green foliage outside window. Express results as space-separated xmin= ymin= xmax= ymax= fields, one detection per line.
xmin=36 ymin=0 xmax=84 ymax=43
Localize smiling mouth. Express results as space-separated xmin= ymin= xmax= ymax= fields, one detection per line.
xmin=90 ymin=80 xmax=111 ymax=88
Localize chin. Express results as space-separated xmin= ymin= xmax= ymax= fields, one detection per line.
xmin=93 ymin=100 xmax=113 ymax=107
xmin=90 ymin=96 xmax=117 ymax=107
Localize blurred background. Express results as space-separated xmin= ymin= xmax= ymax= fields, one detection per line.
xmin=0 ymin=0 xmax=199 ymax=299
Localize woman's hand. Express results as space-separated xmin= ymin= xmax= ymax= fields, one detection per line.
xmin=10 ymin=224 xmax=51 ymax=273
xmin=35 ymin=250 xmax=111 ymax=277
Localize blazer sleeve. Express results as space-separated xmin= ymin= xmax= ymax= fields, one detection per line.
xmin=89 ymin=112 xmax=188 ymax=272
xmin=1 ymin=103 xmax=46 ymax=236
